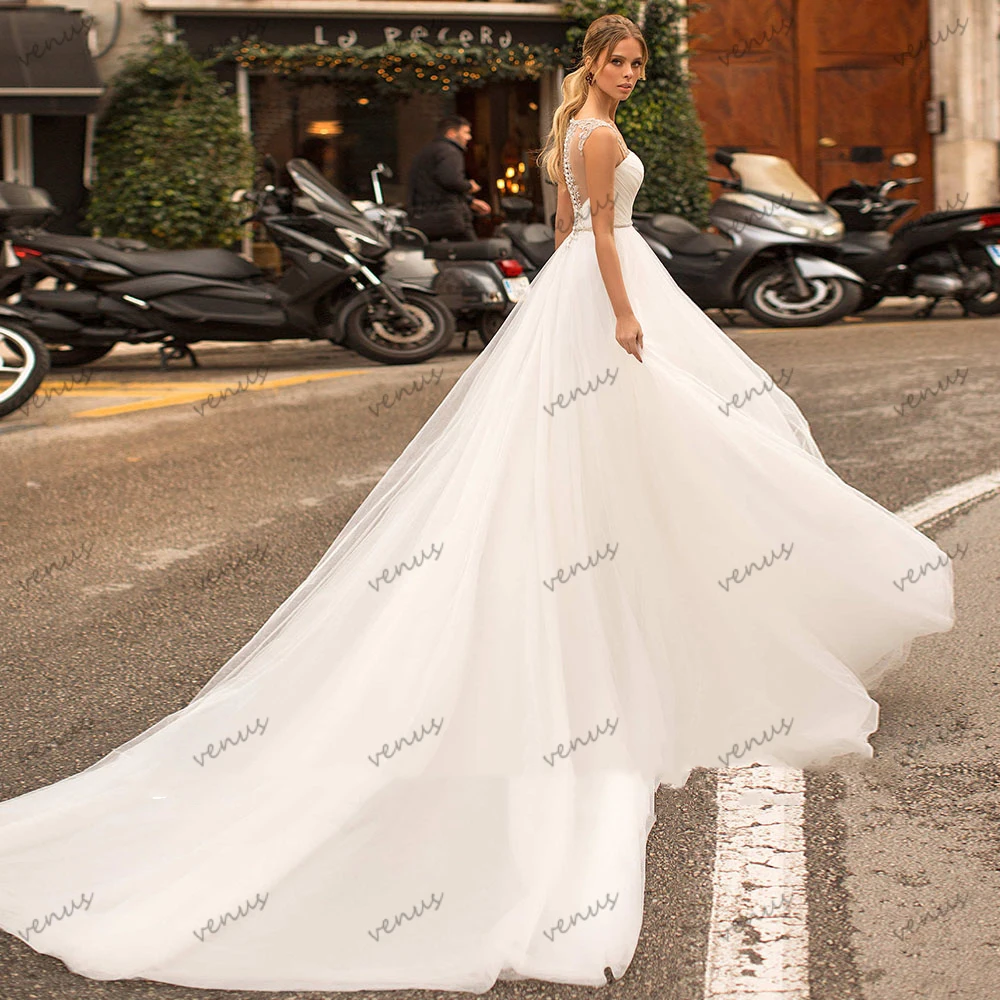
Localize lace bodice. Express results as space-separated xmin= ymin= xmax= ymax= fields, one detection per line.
xmin=562 ymin=117 xmax=644 ymax=236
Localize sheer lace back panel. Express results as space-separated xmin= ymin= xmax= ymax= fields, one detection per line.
xmin=562 ymin=117 xmax=643 ymax=233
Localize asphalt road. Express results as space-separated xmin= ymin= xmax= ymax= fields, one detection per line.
xmin=0 ymin=304 xmax=998 ymax=1000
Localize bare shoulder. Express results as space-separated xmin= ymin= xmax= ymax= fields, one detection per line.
xmin=580 ymin=125 xmax=621 ymax=164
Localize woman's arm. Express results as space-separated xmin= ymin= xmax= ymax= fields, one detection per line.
xmin=583 ymin=128 xmax=643 ymax=362
xmin=553 ymin=180 xmax=574 ymax=252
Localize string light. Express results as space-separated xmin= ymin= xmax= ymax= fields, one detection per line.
xmin=221 ymin=37 xmax=571 ymax=93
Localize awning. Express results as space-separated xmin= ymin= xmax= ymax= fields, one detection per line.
xmin=163 ymin=3 xmax=567 ymax=53
xmin=0 ymin=6 xmax=104 ymax=115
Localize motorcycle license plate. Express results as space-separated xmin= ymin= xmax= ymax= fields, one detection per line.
xmin=986 ymin=244 xmax=1000 ymax=266
xmin=502 ymin=276 xmax=530 ymax=302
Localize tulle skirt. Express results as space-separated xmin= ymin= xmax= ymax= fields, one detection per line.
xmin=0 ymin=224 xmax=954 ymax=991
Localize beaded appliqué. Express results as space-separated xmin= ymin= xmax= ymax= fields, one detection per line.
xmin=562 ymin=118 xmax=629 ymax=241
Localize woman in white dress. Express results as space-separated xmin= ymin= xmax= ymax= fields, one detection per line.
xmin=0 ymin=13 xmax=954 ymax=994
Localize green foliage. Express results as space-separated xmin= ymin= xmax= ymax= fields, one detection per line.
xmin=86 ymin=24 xmax=255 ymax=248
xmin=562 ymin=0 xmax=712 ymax=226
xmin=219 ymin=39 xmax=575 ymax=98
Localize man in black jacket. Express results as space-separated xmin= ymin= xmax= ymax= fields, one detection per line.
xmin=407 ymin=115 xmax=492 ymax=241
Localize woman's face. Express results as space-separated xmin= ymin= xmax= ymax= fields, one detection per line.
xmin=591 ymin=38 xmax=644 ymax=101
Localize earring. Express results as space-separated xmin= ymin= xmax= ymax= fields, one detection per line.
xmin=585 ymin=71 xmax=593 ymax=84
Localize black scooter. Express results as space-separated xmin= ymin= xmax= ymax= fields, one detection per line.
xmin=0 ymin=157 xmax=454 ymax=368
xmin=826 ymin=148 xmax=1000 ymax=316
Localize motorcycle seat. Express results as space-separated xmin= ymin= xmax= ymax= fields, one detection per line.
xmin=91 ymin=245 xmax=263 ymax=280
xmin=842 ymin=231 xmax=893 ymax=251
xmin=896 ymin=206 xmax=987 ymax=235
xmin=423 ymin=237 xmax=513 ymax=261
xmin=520 ymin=223 xmax=554 ymax=245
xmin=647 ymin=214 xmax=732 ymax=256
xmin=498 ymin=223 xmax=554 ymax=268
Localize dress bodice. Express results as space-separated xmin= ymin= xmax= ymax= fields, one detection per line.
xmin=562 ymin=117 xmax=644 ymax=234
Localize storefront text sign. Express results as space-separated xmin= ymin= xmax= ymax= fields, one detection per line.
xmin=315 ymin=25 xmax=515 ymax=48
xmin=173 ymin=15 xmax=565 ymax=53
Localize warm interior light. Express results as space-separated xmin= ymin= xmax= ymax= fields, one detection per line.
xmin=510 ymin=182 xmax=519 ymax=193
xmin=356 ymin=98 xmax=369 ymax=105
xmin=528 ymin=102 xmax=538 ymax=110
xmin=307 ymin=120 xmax=342 ymax=136
xmin=505 ymin=166 xmax=515 ymax=178
xmin=517 ymin=162 xmax=525 ymax=173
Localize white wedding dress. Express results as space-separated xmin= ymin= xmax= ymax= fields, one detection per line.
xmin=0 ymin=118 xmax=954 ymax=991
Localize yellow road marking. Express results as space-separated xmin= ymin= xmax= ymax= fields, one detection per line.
xmin=70 ymin=369 xmax=372 ymax=418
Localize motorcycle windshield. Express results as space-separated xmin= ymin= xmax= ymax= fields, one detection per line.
xmin=730 ymin=154 xmax=823 ymax=206
xmin=285 ymin=159 xmax=385 ymax=242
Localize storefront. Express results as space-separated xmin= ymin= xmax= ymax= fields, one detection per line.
xmin=0 ymin=4 xmax=104 ymax=234
xmin=154 ymin=3 xmax=572 ymax=230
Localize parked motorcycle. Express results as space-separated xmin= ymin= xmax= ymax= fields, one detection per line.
xmin=825 ymin=149 xmax=1000 ymax=316
xmin=0 ymin=322 xmax=50 ymax=418
xmin=497 ymin=153 xmax=865 ymax=327
xmin=0 ymin=186 xmax=51 ymax=416
xmin=353 ymin=162 xmax=528 ymax=346
xmin=0 ymin=321 xmax=50 ymax=419
xmin=0 ymin=157 xmax=454 ymax=368
xmin=494 ymin=196 xmax=554 ymax=281
xmin=672 ymin=150 xmax=864 ymax=326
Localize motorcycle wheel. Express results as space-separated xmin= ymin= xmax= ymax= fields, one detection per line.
xmin=742 ymin=265 xmax=863 ymax=327
xmin=855 ymin=288 xmax=885 ymax=312
xmin=956 ymin=247 xmax=1000 ymax=315
xmin=46 ymin=343 xmax=115 ymax=367
xmin=341 ymin=288 xmax=455 ymax=365
xmin=0 ymin=322 xmax=51 ymax=418
xmin=479 ymin=311 xmax=507 ymax=347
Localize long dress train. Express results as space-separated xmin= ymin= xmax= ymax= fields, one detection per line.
xmin=0 ymin=117 xmax=954 ymax=991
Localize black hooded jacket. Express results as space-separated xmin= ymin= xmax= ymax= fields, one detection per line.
xmin=406 ymin=136 xmax=476 ymax=240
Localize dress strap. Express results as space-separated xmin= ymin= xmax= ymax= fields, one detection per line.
xmin=568 ymin=118 xmax=629 ymax=160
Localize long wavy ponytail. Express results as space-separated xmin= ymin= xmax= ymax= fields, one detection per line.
xmin=536 ymin=14 xmax=648 ymax=187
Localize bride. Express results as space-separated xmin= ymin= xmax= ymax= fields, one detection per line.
xmin=0 ymin=13 xmax=954 ymax=993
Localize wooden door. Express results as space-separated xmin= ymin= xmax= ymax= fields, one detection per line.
xmin=687 ymin=0 xmax=935 ymax=215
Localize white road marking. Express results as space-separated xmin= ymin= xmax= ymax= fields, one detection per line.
xmin=703 ymin=469 xmax=1000 ymax=998
xmin=895 ymin=467 xmax=1000 ymax=528
xmin=704 ymin=768 xmax=808 ymax=999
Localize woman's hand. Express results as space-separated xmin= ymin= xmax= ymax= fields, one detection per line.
xmin=616 ymin=313 xmax=643 ymax=363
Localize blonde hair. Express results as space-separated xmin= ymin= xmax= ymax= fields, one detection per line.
xmin=536 ymin=15 xmax=648 ymax=186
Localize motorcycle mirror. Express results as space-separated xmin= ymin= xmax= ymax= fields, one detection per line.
xmin=376 ymin=162 xmax=394 ymax=180
xmin=230 ymin=188 xmax=247 ymax=203
xmin=891 ymin=152 xmax=918 ymax=167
